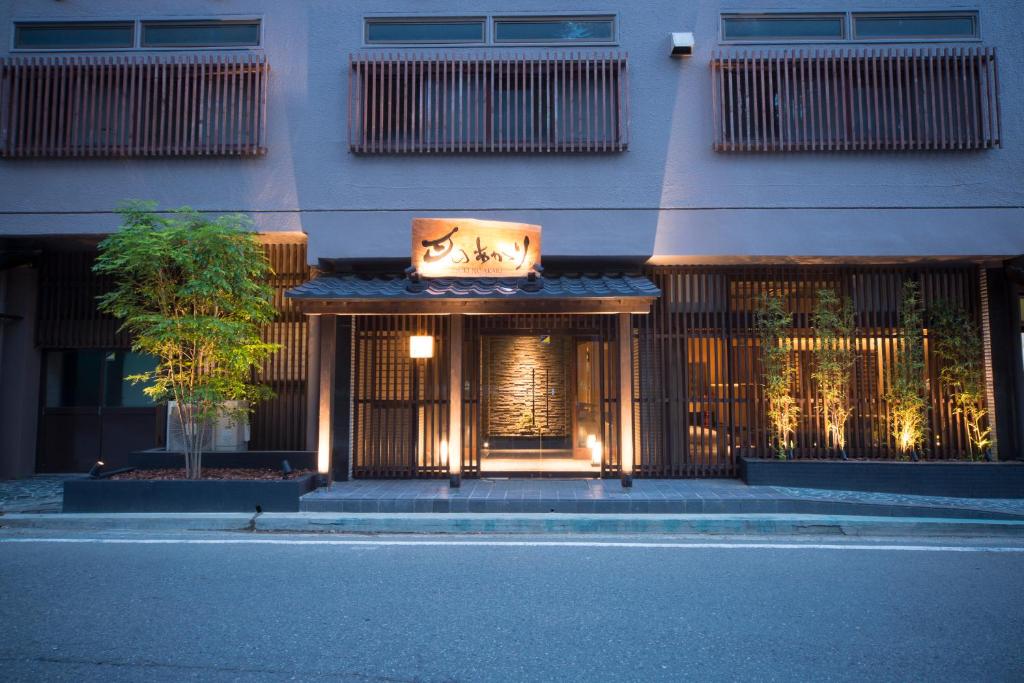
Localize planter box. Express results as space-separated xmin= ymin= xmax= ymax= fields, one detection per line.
xmin=63 ymin=474 xmax=318 ymax=513
xmin=739 ymin=456 xmax=1024 ymax=498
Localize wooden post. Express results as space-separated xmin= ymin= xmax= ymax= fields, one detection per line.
xmin=618 ymin=312 xmax=635 ymax=486
xmin=317 ymin=314 xmax=337 ymax=482
xmin=305 ymin=314 xmax=321 ymax=452
xmin=448 ymin=314 xmax=464 ymax=486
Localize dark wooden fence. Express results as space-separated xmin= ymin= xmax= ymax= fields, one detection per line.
xmin=36 ymin=250 xmax=129 ymax=349
xmin=0 ymin=53 xmax=269 ymax=158
xmin=351 ymin=315 xmax=451 ymax=478
xmin=349 ymin=52 xmax=628 ymax=153
xmin=711 ymin=47 xmax=1000 ymax=152
xmin=35 ymin=242 xmax=308 ymax=451
xmin=634 ymin=266 xmax=985 ymax=478
xmin=248 ymin=241 xmax=310 ymax=451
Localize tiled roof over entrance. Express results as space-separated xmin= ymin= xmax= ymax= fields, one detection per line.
xmin=286 ymin=272 xmax=660 ymax=314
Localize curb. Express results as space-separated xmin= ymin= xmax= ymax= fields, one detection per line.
xmin=255 ymin=513 xmax=1024 ymax=537
xmin=3 ymin=512 xmax=1024 ymax=537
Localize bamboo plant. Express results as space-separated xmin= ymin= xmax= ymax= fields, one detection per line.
xmin=931 ymin=300 xmax=992 ymax=460
xmin=886 ymin=280 xmax=928 ymax=459
xmin=756 ymin=293 xmax=799 ymax=459
xmin=811 ymin=288 xmax=856 ymax=459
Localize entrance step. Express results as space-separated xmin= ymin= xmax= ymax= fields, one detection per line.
xmin=299 ymin=479 xmax=1024 ymax=520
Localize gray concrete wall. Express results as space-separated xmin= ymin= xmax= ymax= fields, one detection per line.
xmin=0 ymin=267 xmax=40 ymax=478
xmin=0 ymin=0 xmax=1022 ymax=263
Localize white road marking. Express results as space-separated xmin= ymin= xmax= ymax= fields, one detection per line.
xmin=0 ymin=538 xmax=1022 ymax=552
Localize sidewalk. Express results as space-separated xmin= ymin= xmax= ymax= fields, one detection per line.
xmin=301 ymin=478 xmax=1024 ymax=520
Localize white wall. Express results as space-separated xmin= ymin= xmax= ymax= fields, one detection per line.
xmin=1 ymin=0 xmax=1022 ymax=262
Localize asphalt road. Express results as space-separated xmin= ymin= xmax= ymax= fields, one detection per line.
xmin=1 ymin=532 xmax=1022 ymax=682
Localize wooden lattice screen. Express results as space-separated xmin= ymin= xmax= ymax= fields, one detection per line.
xmin=352 ymin=315 xmax=451 ymax=478
xmin=634 ymin=266 xmax=985 ymax=478
xmin=0 ymin=53 xmax=269 ymax=158
xmin=348 ymin=52 xmax=629 ymax=153
xmin=460 ymin=314 xmax=621 ymax=477
xmin=711 ymin=47 xmax=1000 ymax=152
xmin=36 ymin=250 xmax=129 ymax=349
xmin=248 ymin=241 xmax=310 ymax=451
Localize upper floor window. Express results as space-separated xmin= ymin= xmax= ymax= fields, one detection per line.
xmin=721 ymin=10 xmax=981 ymax=44
xmin=851 ymin=12 xmax=978 ymax=40
xmin=721 ymin=14 xmax=845 ymax=42
xmin=14 ymin=21 xmax=135 ymax=49
xmin=365 ymin=18 xmax=485 ymax=44
xmin=493 ymin=17 xmax=616 ymax=44
xmin=364 ymin=15 xmax=617 ymax=46
xmin=12 ymin=18 xmax=262 ymax=51
xmin=140 ymin=19 xmax=261 ymax=48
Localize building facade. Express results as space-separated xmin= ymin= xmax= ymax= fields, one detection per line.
xmin=0 ymin=1 xmax=1021 ymax=481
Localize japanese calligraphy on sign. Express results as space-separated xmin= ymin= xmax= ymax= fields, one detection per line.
xmin=412 ymin=218 xmax=541 ymax=277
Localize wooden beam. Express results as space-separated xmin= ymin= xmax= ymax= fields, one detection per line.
xmin=305 ymin=314 xmax=321 ymax=452
xmin=289 ymin=297 xmax=657 ymax=316
xmin=317 ymin=314 xmax=337 ymax=481
xmin=448 ymin=314 xmax=464 ymax=482
xmin=617 ymin=312 xmax=635 ymax=482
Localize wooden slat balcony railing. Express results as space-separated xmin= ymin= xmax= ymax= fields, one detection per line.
xmin=0 ymin=53 xmax=269 ymax=158
xmin=348 ymin=52 xmax=629 ymax=154
xmin=711 ymin=47 xmax=1000 ymax=152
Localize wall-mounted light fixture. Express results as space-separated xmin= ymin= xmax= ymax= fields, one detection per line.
xmin=670 ymin=32 xmax=694 ymax=57
xmin=409 ymin=335 xmax=434 ymax=359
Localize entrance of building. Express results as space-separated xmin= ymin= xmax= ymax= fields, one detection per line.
xmin=478 ymin=334 xmax=601 ymax=475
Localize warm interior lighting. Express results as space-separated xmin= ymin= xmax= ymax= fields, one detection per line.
xmin=590 ymin=439 xmax=603 ymax=466
xmin=439 ymin=439 xmax=449 ymax=466
xmin=409 ymin=335 xmax=434 ymax=359
xmin=317 ymin=422 xmax=331 ymax=475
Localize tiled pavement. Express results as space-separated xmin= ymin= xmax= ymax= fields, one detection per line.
xmin=301 ymin=478 xmax=1024 ymax=519
xmin=0 ymin=475 xmax=72 ymax=513
xmin=3 ymin=475 xmax=1023 ymax=519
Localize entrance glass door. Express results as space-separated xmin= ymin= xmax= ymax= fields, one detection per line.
xmin=479 ymin=334 xmax=598 ymax=474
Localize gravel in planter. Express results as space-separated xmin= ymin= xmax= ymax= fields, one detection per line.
xmin=110 ymin=468 xmax=316 ymax=481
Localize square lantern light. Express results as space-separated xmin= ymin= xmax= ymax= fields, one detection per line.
xmin=409 ymin=335 xmax=434 ymax=359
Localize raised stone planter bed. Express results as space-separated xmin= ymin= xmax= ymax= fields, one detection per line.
xmin=63 ymin=473 xmax=318 ymax=513
xmin=739 ymin=456 xmax=1024 ymax=498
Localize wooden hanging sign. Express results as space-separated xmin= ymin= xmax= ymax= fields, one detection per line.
xmin=411 ymin=218 xmax=541 ymax=278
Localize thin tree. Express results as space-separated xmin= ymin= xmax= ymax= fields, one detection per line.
xmin=94 ymin=201 xmax=279 ymax=479
xmin=931 ymin=300 xmax=992 ymax=460
xmin=886 ymin=280 xmax=928 ymax=458
xmin=756 ymin=292 xmax=799 ymax=459
xmin=811 ymin=288 xmax=856 ymax=458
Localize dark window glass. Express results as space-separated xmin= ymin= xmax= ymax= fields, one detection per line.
xmin=141 ymin=20 xmax=261 ymax=48
xmin=103 ymin=352 xmax=157 ymax=407
xmin=494 ymin=18 xmax=615 ymax=43
xmin=14 ymin=22 xmax=135 ymax=49
xmin=366 ymin=20 xmax=485 ymax=44
xmin=853 ymin=14 xmax=977 ymax=40
xmin=722 ymin=16 xmax=844 ymax=41
xmin=45 ymin=351 xmax=104 ymax=407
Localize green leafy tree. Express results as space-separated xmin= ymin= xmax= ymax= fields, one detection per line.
xmin=756 ymin=293 xmax=798 ymax=459
xmin=811 ymin=288 xmax=856 ymax=456
xmin=886 ymin=280 xmax=928 ymax=458
xmin=94 ymin=202 xmax=279 ymax=479
xmin=931 ymin=300 xmax=991 ymax=459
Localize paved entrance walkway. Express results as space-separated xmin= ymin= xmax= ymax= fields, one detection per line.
xmin=301 ymin=478 xmax=1024 ymax=519
xmin=0 ymin=476 xmax=72 ymax=513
